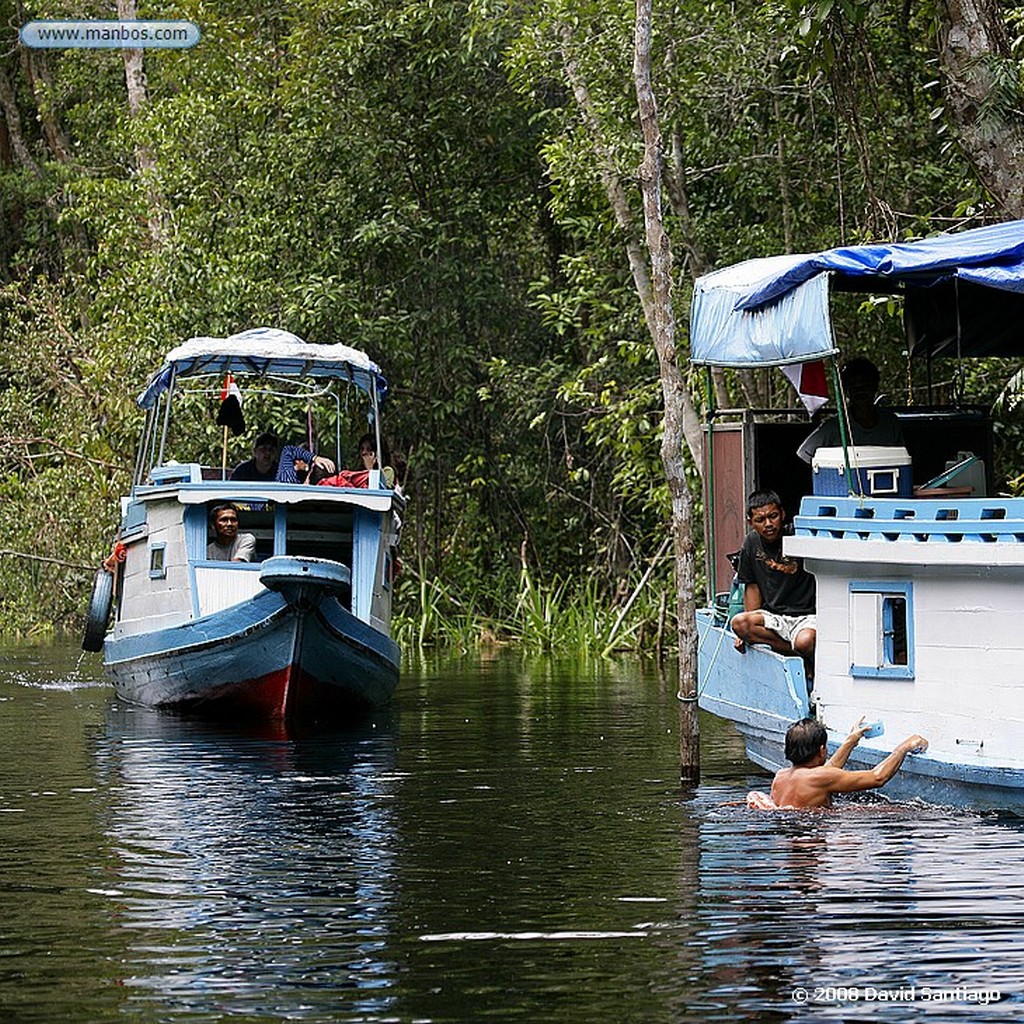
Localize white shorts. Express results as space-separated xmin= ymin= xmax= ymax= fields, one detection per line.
xmin=760 ymin=611 xmax=816 ymax=645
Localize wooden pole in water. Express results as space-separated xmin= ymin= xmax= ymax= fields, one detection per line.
xmin=633 ymin=0 xmax=699 ymax=784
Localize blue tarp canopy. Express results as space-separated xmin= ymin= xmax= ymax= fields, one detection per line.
xmin=690 ymin=220 xmax=1024 ymax=368
xmin=138 ymin=327 xmax=388 ymax=409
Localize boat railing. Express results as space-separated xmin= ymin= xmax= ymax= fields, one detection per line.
xmin=794 ymin=496 xmax=1024 ymax=543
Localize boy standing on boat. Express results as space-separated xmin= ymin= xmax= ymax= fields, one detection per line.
xmin=731 ymin=489 xmax=816 ymax=670
xmin=796 ymin=357 xmax=904 ymax=463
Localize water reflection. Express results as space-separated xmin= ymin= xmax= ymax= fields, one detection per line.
xmin=2 ymin=645 xmax=1024 ymax=1022
xmin=94 ymin=705 xmax=402 ymax=1018
xmin=691 ymin=797 xmax=1024 ymax=1018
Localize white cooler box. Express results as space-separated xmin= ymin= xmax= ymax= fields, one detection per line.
xmin=812 ymin=446 xmax=912 ymax=497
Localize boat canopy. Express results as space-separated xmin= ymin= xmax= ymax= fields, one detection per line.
xmin=137 ymin=327 xmax=389 ymax=409
xmin=690 ymin=219 xmax=1024 ymax=368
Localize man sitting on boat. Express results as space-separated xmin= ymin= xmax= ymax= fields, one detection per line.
xmin=206 ymin=503 xmax=256 ymax=562
xmin=317 ymin=433 xmax=396 ymax=489
xmin=231 ymin=430 xmax=335 ymax=484
xmin=796 ymin=357 xmax=904 ymax=463
xmin=751 ymin=717 xmax=929 ymax=809
xmin=232 ymin=431 xmax=280 ymax=481
xmin=730 ymin=489 xmax=816 ymax=672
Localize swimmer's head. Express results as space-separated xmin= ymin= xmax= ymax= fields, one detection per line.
xmin=785 ymin=717 xmax=828 ymax=765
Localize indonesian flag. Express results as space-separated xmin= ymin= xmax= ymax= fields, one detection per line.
xmin=782 ymin=360 xmax=829 ymax=416
xmin=216 ymin=373 xmax=245 ymax=435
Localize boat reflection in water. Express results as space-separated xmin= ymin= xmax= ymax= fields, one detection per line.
xmin=94 ymin=701 xmax=402 ymax=1018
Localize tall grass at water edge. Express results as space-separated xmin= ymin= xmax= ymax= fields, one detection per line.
xmin=392 ymin=563 xmax=671 ymax=655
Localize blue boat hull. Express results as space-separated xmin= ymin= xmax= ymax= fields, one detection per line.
xmin=105 ymin=587 xmax=400 ymax=720
xmin=697 ymin=609 xmax=1024 ymax=812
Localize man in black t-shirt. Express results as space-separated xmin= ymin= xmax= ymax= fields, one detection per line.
xmin=232 ymin=431 xmax=279 ymax=481
xmin=730 ymin=489 xmax=816 ymax=669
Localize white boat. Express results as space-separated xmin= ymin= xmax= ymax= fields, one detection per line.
xmin=83 ymin=327 xmax=404 ymax=721
xmin=691 ymin=220 xmax=1024 ymax=811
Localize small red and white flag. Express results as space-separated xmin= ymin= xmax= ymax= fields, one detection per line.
xmin=781 ymin=360 xmax=829 ymax=416
xmin=216 ymin=373 xmax=245 ymax=435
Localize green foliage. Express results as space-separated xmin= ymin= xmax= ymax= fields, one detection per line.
xmin=1 ymin=0 xmax=1021 ymax=646
xmin=393 ymin=556 xmax=672 ymax=656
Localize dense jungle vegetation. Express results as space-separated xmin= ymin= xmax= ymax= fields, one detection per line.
xmin=3 ymin=0 xmax=1024 ymax=646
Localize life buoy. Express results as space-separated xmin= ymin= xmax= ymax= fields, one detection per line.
xmin=82 ymin=569 xmax=114 ymax=652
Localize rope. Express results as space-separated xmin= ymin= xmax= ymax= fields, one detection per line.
xmin=696 ymin=614 xmax=730 ymax=696
xmin=675 ymin=613 xmax=731 ymax=702
xmin=0 ymin=549 xmax=95 ymax=573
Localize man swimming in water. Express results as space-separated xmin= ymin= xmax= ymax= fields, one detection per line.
xmin=755 ymin=717 xmax=928 ymax=809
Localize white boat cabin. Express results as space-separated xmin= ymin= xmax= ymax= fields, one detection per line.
xmin=114 ymin=465 xmax=401 ymax=639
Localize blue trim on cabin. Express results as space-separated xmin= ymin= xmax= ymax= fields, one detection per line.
xmin=274 ymin=503 xmax=287 ymax=553
xmin=794 ymin=495 xmax=1024 ymax=543
xmin=184 ymin=504 xmax=207 ymax=619
xmin=149 ymin=463 xmax=203 ymax=485
xmin=848 ymin=580 xmax=915 ymax=679
xmin=185 ymin=505 xmax=207 ymax=557
xmin=352 ymin=507 xmax=381 ymax=622
xmin=122 ymin=500 xmax=147 ymax=537
xmin=132 ymin=478 xmax=399 ymax=508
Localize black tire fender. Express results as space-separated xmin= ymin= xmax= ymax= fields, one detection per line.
xmin=82 ymin=569 xmax=114 ymax=652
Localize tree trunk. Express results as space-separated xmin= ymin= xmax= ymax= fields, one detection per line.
xmin=0 ymin=69 xmax=40 ymax=175
xmin=559 ymin=26 xmax=704 ymax=468
xmin=24 ymin=52 xmax=71 ymax=164
xmin=117 ymin=0 xmax=164 ymax=244
xmin=938 ymin=0 xmax=1024 ymax=217
xmin=633 ymin=0 xmax=699 ymax=783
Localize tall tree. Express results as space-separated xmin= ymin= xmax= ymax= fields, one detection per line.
xmin=633 ymin=0 xmax=698 ymax=778
xmin=938 ymin=0 xmax=1024 ymax=216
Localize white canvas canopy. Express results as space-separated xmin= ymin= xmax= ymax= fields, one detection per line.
xmin=138 ymin=327 xmax=388 ymax=408
xmin=690 ymin=219 xmax=1024 ymax=367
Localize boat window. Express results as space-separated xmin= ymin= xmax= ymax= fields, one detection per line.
xmin=848 ymin=581 xmax=914 ymax=680
xmin=883 ymin=596 xmax=908 ymax=665
xmin=234 ymin=501 xmax=276 ymax=562
xmin=149 ymin=543 xmax=167 ymax=579
xmin=284 ymin=502 xmax=354 ymax=564
xmin=198 ymin=501 xmax=275 ymax=562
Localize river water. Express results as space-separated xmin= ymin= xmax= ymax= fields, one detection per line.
xmin=1 ymin=641 xmax=1022 ymax=1023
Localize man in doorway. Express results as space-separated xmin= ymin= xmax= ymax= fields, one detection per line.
xmin=730 ymin=489 xmax=816 ymax=670
xmin=207 ymin=503 xmax=257 ymax=562
xmin=797 ymin=356 xmax=904 ymax=463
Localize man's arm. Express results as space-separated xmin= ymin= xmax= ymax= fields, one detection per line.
xmin=796 ymin=418 xmax=836 ymax=463
xmin=234 ymin=533 xmax=258 ymax=562
xmin=743 ymin=582 xmax=762 ymax=612
xmin=825 ymin=735 xmax=928 ymax=794
xmin=827 ymin=718 xmax=870 ymax=768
